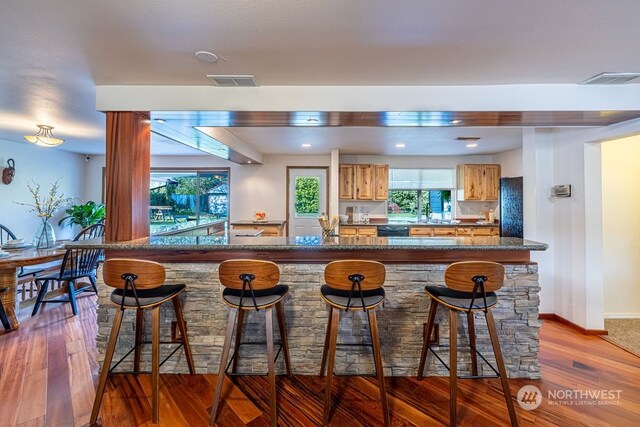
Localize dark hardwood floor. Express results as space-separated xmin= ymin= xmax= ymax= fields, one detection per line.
xmin=1 ymin=295 xmax=639 ymax=426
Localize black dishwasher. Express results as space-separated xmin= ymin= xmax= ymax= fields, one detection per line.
xmin=376 ymin=225 xmax=410 ymax=237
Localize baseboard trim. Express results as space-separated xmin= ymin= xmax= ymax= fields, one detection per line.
xmin=604 ymin=313 xmax=640 ymax=319
xmin=539 ymin=313 xmax=608 ymax=336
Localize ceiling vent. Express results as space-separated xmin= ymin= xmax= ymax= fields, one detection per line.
xmin=206 ymin=74 xmax=258 ymax=87
xmin=580 ymin=72 xmax=640 ymax=85
xmin=455 ymin=136 xmax=481 ymax=141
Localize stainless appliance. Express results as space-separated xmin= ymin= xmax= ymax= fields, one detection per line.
xmin=376 ymin=225 xmax=410 ymax=237
xmin=500 ymin=177 xmax=524 ymax=238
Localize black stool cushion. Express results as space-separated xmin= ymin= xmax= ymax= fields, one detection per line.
xmin=222 ymin=285 xmax=289 ymax=309
xmin=110 ymin=284 xmax=185 ymax=307
xmin=425 ymin=285 xmax=497 ymax=310
xmin=321 ymin=285 xmax=385 ymax=309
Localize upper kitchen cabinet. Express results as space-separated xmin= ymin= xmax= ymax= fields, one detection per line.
xmin=457 ymin=164 xmax=501 ymax=201
xmin=355 ymin=164 xmax=374 ymax=200
xmin=339 ymin=163 xmax=389 ymax=200
xmin=374 ymin=164 xmax=389 ymax=200
xmin=338 ymin=164 xmax=355 ymax=199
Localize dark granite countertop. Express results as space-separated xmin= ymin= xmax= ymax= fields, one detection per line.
xmin=70 ymin=236 xmax=546 ymax=251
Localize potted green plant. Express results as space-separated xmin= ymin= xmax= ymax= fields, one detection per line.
xmin=58 ymin=201 xmax=106 ymax=229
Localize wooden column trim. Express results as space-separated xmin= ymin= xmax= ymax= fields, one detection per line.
xmin=105 ymin=111 xmax=150 ymax=241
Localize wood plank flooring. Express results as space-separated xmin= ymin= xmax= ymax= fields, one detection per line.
xmin=1 ymin=295 xmax=640 ymax=426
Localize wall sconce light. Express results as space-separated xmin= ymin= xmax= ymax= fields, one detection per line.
xmin=24 ymin=125 xmax=64 ymax=147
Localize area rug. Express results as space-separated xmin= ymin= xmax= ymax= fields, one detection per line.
xmin=602 ymin=319 xmax=640 ymax=358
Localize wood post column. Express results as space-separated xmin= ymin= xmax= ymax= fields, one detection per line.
xmin=105 ymin=111 xmax=151 ymax=241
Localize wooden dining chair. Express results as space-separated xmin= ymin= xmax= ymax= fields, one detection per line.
xmin=31 ymin=224 xmax=105 ymax=316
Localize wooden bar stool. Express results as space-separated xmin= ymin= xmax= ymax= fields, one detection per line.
xmin=417 ymin=261 xmax=518 ymax=426
xmin=90 ymin=258 xmax=195 ymax=425
xmin=320 ymin=260 xmax=390 ymax=427
xmin=209 ymin=259 xmax=291 ymax=427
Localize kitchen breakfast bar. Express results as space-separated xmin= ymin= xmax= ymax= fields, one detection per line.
xmin=73 ymin=235 xmax=546 ymax=380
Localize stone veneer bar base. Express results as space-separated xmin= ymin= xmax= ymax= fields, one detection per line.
xmin=95 ymin=263 xmax=541 ymax=379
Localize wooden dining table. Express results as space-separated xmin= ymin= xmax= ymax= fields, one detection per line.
xmin=0 ymin=246 xmax=66 ymax=331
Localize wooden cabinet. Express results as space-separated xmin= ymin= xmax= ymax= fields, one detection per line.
xmin=409 ymin=227 xmax=432 ymax=236
xmin=339 ymin=164 xmax=389 ymax=201
xmin=355 ymin=164 xmax=374 ymax=200
xmin=472 ymin=227 xmax=499 ymax=236
xmin=456 ymin=227 xmax=473 ymax=236
xmin=408 ymin=225 xmax=499 ymax=237
xmin=483 ymin=165 xmax=500 ymax=201
xmin=338 ymin=164 xmax=355 ymax=199
xmin=433 ymin=227 xmax=456 ymax=236
xmin=457 ymin=164 xmax=501 ymax=201
xmin=339 ymin=225 xmax=377 ymax=237
xmin=374 ymin=164 xmax=389 ymax=200
xmin=231 ymin=223 xmax=285 ymax=237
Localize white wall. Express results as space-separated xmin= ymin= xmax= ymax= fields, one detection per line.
xmin=85 ymin=154 xmax=331 ymax=222
xmin=522 ymin=129 xmax=555 ymax=314
xmin=601 ymin=135 xmax=640 ymax=318
xmin=0 ymin=139 xmax=86 ymax=240
xmin=532 ymin=118 xmax=640 ymax=329
xmin=495 ymin=148 xmax=523 ymax=177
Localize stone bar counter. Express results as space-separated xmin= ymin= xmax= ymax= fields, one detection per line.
xmin=72 ymin=235 xmax=547 ymax=379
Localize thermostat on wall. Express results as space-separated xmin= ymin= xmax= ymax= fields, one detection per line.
xmin=551 ymin=185 xmax=571 ymax=198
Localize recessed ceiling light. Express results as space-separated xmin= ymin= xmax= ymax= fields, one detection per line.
xmin=395 ymin=143 xmax=406 ymax=148
xmin=466 ymin=143 xmax=478 ymax=148
xmin=154 ymin=118 xmax=166 ymax=124
xmin=302 ymin=143 xmax=312 ymax=148
xmin=247 ymin=160 xmax=252 ymax=164
xmin=449 ymin=119 xmax=462 ymax=125
xmin=195 ymin=51 xmax=219 ymax=63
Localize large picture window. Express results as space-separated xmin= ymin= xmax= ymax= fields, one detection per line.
xmin=387 ymin=169 xmax=453 ymax=222
xmin=149 ymin=169 xmax=229 ymax=235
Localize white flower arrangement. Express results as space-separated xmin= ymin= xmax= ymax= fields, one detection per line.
xmin=15 ymin=179 xmax=73 ymax=220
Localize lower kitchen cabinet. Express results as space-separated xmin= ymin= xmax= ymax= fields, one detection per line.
xmin=230 ymin=223 xmax=286 ymax=236
xmin=409 ymin=226 xmax=499 ymax=237
xmin=339 ymin=225 xmax=377 ymax=236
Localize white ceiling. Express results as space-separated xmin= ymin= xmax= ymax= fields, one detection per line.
xmin=226 ymin=127 xmax=523 ymax=156
xmin=1 ymin=0 xmax=639 ymax=156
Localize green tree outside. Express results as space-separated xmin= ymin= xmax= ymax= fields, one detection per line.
xmin=295 ymin=177 xmax=319 ymax=215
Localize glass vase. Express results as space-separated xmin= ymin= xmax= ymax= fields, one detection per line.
xmin=33 ymin=218 xmax=56 ymax=249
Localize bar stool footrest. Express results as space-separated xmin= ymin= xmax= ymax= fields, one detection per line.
xmin=225 ymin=341 xmax=284 ymax=375
xmin=428 ymin=346 xmax=501 ymax=377
xmin=108 ymin=342 xmax=185 ymax=374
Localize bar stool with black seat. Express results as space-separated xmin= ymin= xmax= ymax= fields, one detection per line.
xmin=210 ymin=259 xmax=291 ymax=427
xmin=90 ymin=258 xmax=195 ymax=425
xmin=320 ymin=260 xmax=390 ymax=427
xmin=417 ymin=261 xmax=518 ymax=426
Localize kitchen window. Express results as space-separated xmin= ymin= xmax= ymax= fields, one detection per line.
xmin=387 ymin=169 xmax=454 ymax=222
xmin=149 ymin=168 xmax=229 ymax=235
